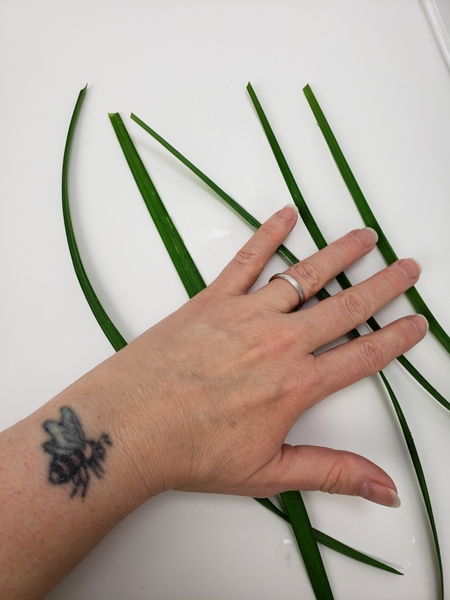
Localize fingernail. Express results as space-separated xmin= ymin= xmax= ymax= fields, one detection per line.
xmin=353 ymin=227 xmax=378 ymax=247
xmin=278 ymin=204 xmax=298 ymax=221
xmin=397 ymin=258 xmax=422 ymax=279
xmin=410 ymin=314 xmax=429 ymax=335
xmin=359 ymin=481 xmax=401 ymax=508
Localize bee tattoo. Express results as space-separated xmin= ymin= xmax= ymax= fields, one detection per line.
xmin=42 ymin=406 xmax=112 ymax=498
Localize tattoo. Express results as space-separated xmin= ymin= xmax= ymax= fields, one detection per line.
xmin=42 ymin=406 xmax=112 ymax=498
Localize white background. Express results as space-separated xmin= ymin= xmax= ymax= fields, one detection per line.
xmin=1 ymin=1 xmax=450 ymax=599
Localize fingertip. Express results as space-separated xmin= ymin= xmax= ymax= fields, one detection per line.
xmin=359 ymin=481 xmax=401 ymax=508
xmin=410 ymin=314 xmax=429 ymax=336
xmin=277 ymin=204 xmax=298 ymax=222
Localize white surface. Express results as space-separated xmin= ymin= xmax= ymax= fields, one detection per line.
xmin=1 ymin=1 xmax=450 ymax=598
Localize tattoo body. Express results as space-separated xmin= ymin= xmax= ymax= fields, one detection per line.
xmin=42 ymin=407 xmax=112 ymax=498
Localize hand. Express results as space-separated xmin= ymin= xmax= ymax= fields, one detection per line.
xmin=106 ymin=204 xmax=426 ymax=508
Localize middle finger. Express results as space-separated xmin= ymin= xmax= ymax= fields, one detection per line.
xmin=256 ymin=227 xmax=378 ymax=313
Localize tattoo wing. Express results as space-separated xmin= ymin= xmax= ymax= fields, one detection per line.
xmin=43 ymin=406 xmax=85 ymax=455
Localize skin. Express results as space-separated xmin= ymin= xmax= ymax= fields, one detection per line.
xmin=0 ymin=205 xmax=427 ymax=599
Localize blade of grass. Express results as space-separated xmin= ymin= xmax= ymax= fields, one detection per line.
xmin=62 ymin=86 xmax=127 ymax=352
xmin=281 ymin=491 xmax=334 ymax=599
xmin=246 ymin=83 xmax=443 ymax=600
xmin=109 ymin=112 xmax=206 ymax=299
xmin=62 ymin=88 xmax=386 ymax=577
xmin=131 ymin=111 xmax=450 ymax=413
xmin=255 ymin=498 xmax=403 ymax=576
xmin=303 ymin=83 xmax=450 ymax=356
xmin=129 ymin=113 xmax=299 ymax=267
xmin=379 ymin=371 xmax=444 ymax=597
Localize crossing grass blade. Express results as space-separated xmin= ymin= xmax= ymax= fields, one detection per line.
xmin=109 ymin=113 xmax=206 ymax=299
xmin=255 ymin=498 xmax=402 ymax=576
xmin=131 ymin=109 xmax=450 ymax=413
xmin=379 ymin=371 xmax=444 ymax=597
xmin=303 ymin=83 xmax=450 ymax=356
xmin=62 ymin=86 xmax=127 ymax=352
xmin=62 ymin=87 xmax=395 ymax=579
xmin=129 ymin=113 xmax=299 ymax=267
xmin=281 ymin=491 xmax=334 ymax=599
xmin=246 ymin=83 xmax=443 ymax=600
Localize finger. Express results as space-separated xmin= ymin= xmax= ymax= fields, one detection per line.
xmin=311 ymin=314 xmax=428 ymax=402
xmin=210 ymin=204 xmax=298 ymax=296
xmin=255 ymin=227 xmax=378 ymax=313
xmin=301 ymin=258 xmax=422 ymax=351
xmin=249 ymin=445 xmax=401 ymax=507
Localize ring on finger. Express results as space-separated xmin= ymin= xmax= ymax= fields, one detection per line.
xmin=269 ymin=273 xmax=306 ymax=311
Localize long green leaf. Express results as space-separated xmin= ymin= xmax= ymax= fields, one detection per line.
xmin=303 ymin=83 xmax=450 ymax=356
xmin=379 ymin=372 xmax=444 ymax=598
xmin=281 ymin=491 xmax=334 ymax=600
xmin=131 ymin=110 xmax=450 ymax=412
xmin=247 ymin=83 xmax=443 ymax=600
xmin=129 ymin=113 xmax=300 ymax=267
xmin=255 ymin=498 xmax=402 ymax=576
xmin=109 ymin=113 xmax=206 ymax=299
xmin=62 ymin=86 xmax=127 ymax=352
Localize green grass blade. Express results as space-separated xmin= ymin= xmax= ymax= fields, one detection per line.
xmin=379 ymin=372 xmax=444 ymax=599
xmin=130 ymin=113 xmax=299 ymax=267
xmin=62 ymin=86 xmax=127 ymax=352
xmin=246 ymin=83 xmax=328 ymax=251
xmin=281 ymin=491 xmax=334 ymax=600
xmin=255 ymin=498 xmax=402 ymax=576
xmin=109 ymin=113 xmax=206 ymax=299
xmin=303 ymin=84 xmax=450 ymax=355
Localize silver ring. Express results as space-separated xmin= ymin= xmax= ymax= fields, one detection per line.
xmin=269 ymin=273 xmax=305 ymax=311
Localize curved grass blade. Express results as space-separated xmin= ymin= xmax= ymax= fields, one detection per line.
xmin=130 ymin=113 xmax=299 ymax=267
xmin=62 ymin=86 xmax=127 ymax=352
xmin=281 ymin=491 xmax=334 ymax=599
xmin=303 ymin=83 xmax=450 ymax=355
xmin=255 ymin=498 xmax=402 ymax=576
xmin=379 ymin=371 xmax=444 ymax=598
xmin=131 ymin=109 xmax=450 ymax=413
xmin=109 ymin=113 xmax=206 ymax=299
xmin=246 ymin=83 xmax=444 ymax=600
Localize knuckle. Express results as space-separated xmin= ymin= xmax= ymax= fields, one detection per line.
xmin=320 ymin=455 xmax=348 ymax=495
xmin=320 ymin=452 xmax=357 ymax=495
xmin=233 ymin=248 xmax=262 ymax=269
xmin=291 ymin=260 xmax=321 ymax=291
xmin=358 ymin=337 xmax=387 ymax=373
xmin=338 ymin=290 xmax=368 ymax=324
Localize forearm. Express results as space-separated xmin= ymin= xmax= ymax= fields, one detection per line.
xmin=0 ymin=355 xmax=162 ymax=600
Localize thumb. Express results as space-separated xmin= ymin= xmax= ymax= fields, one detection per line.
xmin=252 ymin=444 xmax=401 ymax=508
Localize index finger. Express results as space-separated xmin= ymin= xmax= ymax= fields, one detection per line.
xmin=211 ymin=205 xmax=298 ymax=296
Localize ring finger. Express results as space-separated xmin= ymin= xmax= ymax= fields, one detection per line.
xmin=256 ymin=227 xmax=378 ymax=313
